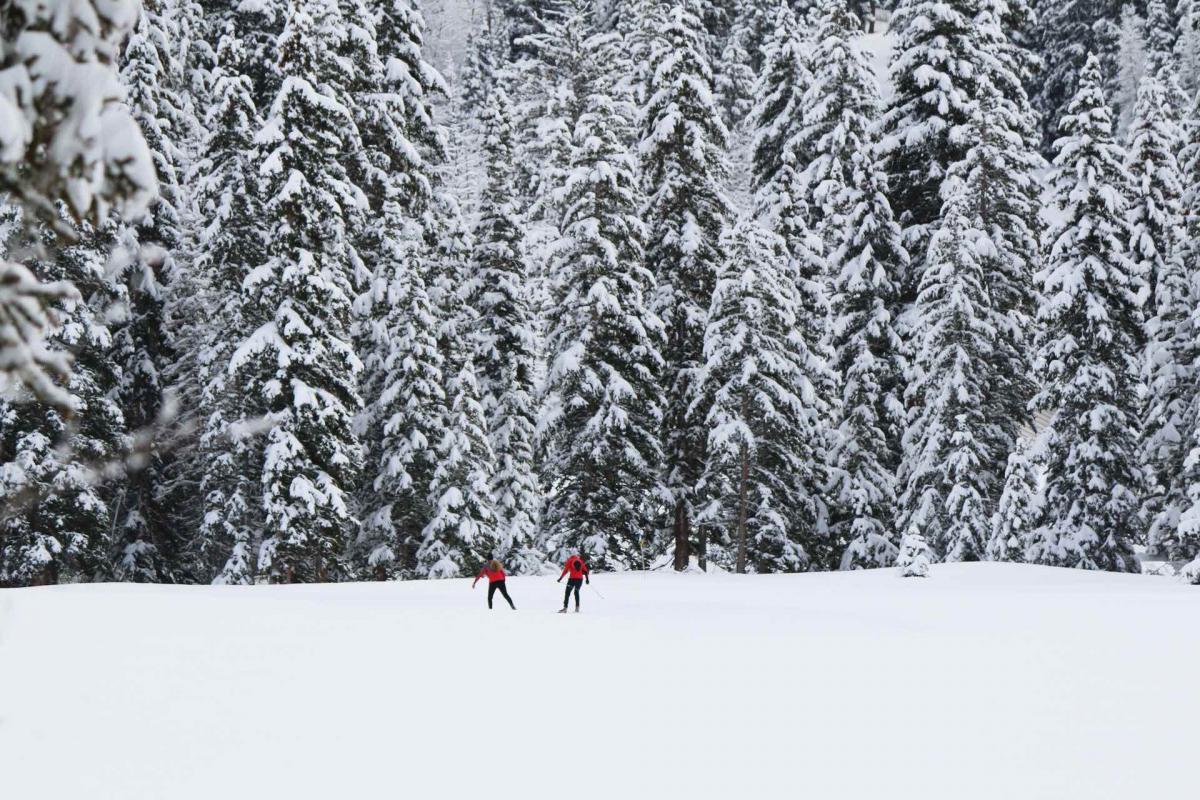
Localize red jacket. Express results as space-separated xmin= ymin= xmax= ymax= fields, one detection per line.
xmin=473 ymin=566 xmax=506 ymax=587
xmin=560 ymin=557 xmax=589 ymax=581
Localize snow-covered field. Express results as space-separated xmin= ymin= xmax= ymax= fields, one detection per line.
xmin=2 ymin=565 xmax=1197 ymax=799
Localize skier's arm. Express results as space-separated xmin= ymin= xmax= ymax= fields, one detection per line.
xmin=472 ymin=571 xmax=483 ymax=588
xmin=584 ymin=564 xmax=590 ymax=583
xmin=558 ymin=564 xmax=569 ymax=582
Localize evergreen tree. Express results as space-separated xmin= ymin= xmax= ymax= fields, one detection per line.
xmin=420 ymin=190 xmax=500 ymax=579
xmin=0 ymin=0 xmax=156 ymax=407
xmin=946 ymin=79 xmax=1043 ymax=498
xmin=1176 ymin=0 xmax=1200 ymax=99
xmin=896 ymin=185 xmax=998 ymax=563
xmin=187 ymin=22 xmax=269 ymax=585
xmin=1144 ymin=0 xmax=1178 ymax=75
xmin=1150 ymin=92 xmax=1200 ymax=562
xmin=749 ymin=2 xmax=812 ymax=210
xmin=987 ymin=440 xmax=1042 ymax=562
xmin=540 ymin=27 xmax=665 ymax=570
xmin=354 ymin=226 xmax=445 ymax=580
xmin=353 ymin=0 xmax=451 ymax=580
xmin=797 ymin=0 xmax=876 ymax=247
xmin=698 ymin=219 xmax=832 ymax=573
xmin=810 ymin=0 xmax=909 ymax=569
xmin=1130 ymin=68 xmax=1187 ymax=547
xmin=468 ymin=88 xmax=541 ymax=573
xmin=640 ymin=1 xmax=731 ymax=570
xmin=896 ymin=530 xmax=932 ymax=577
xmin=882 ymin=0 xmax=1016 ymax=285
xmin=827 ymin=145 xmax=909 ymax=570
xmin=713 ymin=5 xmax=756 ymax=132
xmin=0 ymin=224 xmax=126 ymax=587
xmin=107 ymin=0 xmax=195 ymax=583
xmin=1114 ymin=5 xmax=1148 ymax=139
xmin=232 ymin=0 xmax=365 ymax=583
xmin=1030 ymin=56 xmax=1143 ymax=573
xmin=1034 ymin=0 xmax=1122 ymax=150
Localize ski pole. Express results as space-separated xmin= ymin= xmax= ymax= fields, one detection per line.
xmin=589 ymin=583 xmax=605 ymax=600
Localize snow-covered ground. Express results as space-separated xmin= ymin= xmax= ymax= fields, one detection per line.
xmin=2 ymin=565 xmax=1197 ymax=799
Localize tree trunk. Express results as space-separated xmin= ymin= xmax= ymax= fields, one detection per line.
xmin=736 ymin=441 xmax=749 ymax=575
xmin=673 ymin=499 xmax=690 ymax=571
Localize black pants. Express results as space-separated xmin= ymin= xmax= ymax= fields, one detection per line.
xmin=488 ymin=581 xmax=515 ymax=609
xmin=563 ymin=578 xmax=582 ymax=609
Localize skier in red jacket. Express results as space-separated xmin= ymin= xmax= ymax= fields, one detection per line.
xmin=557 ymin=555 xmax=589 ymax=613
xmin=472 ymin=559 xmax=516 ymax=610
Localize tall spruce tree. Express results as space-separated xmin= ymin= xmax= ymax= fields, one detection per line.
xmin=640 ymin=1 xmax=731 ymax=570
xmin=944 ymin=77 xmax=1043 ymax=499
xmin=797 ymin=0 xmax=908 ymax=569
xmin=882 ymin=0 xmax=1012 ymax=289
xmin=986 ymin=439 xmax=1042 ymax=562
xmin=467 ymin=88 xmax=541 ymax=573
xmin=353 ymin=0 xmax=451 ymax=580
xmin=896 ymin=184 xmax=999 ymax=563
xmin=1130 ymin=68 xmax=1187 ymax=547
xmin=1030 ymin=55 xmax=1143 ymax=573
xmin=187 ymin=22 xmax=270 ymax=585
xmin=1034 ymin=0 xmax=1122 ymax=150
xmin=698 ymin=219 xmax=832 ymax=573
xmin=541 ymin=27 xmax=665 ymax=569
xmin=797 ymin=0 xmax=876 ymax=247
xmin=231 ymin=0 xmax=365 ymax=583
xmin=107 ymin=0 xmax=196 ymax=583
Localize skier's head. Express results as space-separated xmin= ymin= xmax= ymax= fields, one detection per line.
xmin=489 ymin=559 xmax=502 ymax=572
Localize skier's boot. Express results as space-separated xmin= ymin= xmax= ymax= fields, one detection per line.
xmin=574 ymin=607 xmax=580 ymax=613
xmin=557 ymin=608 xmax=568 ymax=614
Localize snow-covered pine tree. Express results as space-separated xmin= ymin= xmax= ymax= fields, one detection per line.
xmin=466 ymin=88 xmax=541 ymax=573
xmin=183 ymin=21 xmax=270 ymax=585
xmin=827 ymin=150 xmax=909 ymax=570
xmin=352 ymin=0 xmax=453 ymax=580
xmin=896 ymin=529 xmax=932 ymax=577
xmin=539 ymin=26 xmax=664 ymax=570
xmin=749 ymin=2 xmax=812 ymax=213
xmin=882 ymin=0 xmax=996 ymax=289
xmin=944 ymin=76 xmax=1043 ymax=499
xmin=0 ymin=222 xmax=126 ymax=587
xmin=1129 ymin=68 xmax=1187 ymax=548
xmin=1177 ymin=0 xmax=1200 ymax=99
xmin=640 ymin=1 xmax=732 ymax=570
xmin=231 ymin=0 xmax=365 ymax=583
xmin=106 ymin=0 xmax=198 ymax=583
xmin=797 ymin=0 xmax=884 ymax=249
xmin=1144 ymin=0 xmax=1178 ymax=76
xmin=0 ymin=0 xmax=156 ymax=409
xmin=1030 ymin=55 xmax=1144 ymax=573
xmin=896 ymin=183 xmax=998 ymax=563
xmin=354 ymin=222 xmax=445 ymax=580
xmin=1148 ymin=91 xmax=1200 ymax=562
xmin=418 ymin=183 xmax=501 ymax=580
xmin=805 ymin=0 xmax=909 ymax=570
xmin=713 ymin=4 xmax=756 ymax=132
xmin=1034 ymin=0 xmax=1122 ymax=151
xmin=986 ymin=439 xmax=1041 ymax=562
xmin=698 ymin=219 xmax=832 ymax=573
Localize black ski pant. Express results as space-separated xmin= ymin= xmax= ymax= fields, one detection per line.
xmin=488 ymin=581 xmax=515 ymax=609
xmin=563 ymin=578 xmax=583 ymax=609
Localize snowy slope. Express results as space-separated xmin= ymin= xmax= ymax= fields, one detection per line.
xmin=1 ymin=565 xmax=1197 ymax=800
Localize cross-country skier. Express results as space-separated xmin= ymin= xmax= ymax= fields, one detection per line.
xmin=557 ymin=555 xmax=589 ymax=613
xmin=473 ymin=559 xmax=516 ymax=610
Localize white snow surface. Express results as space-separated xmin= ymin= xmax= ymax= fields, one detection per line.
xmin=1 ymin=564 xmax=1197 ymax=799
